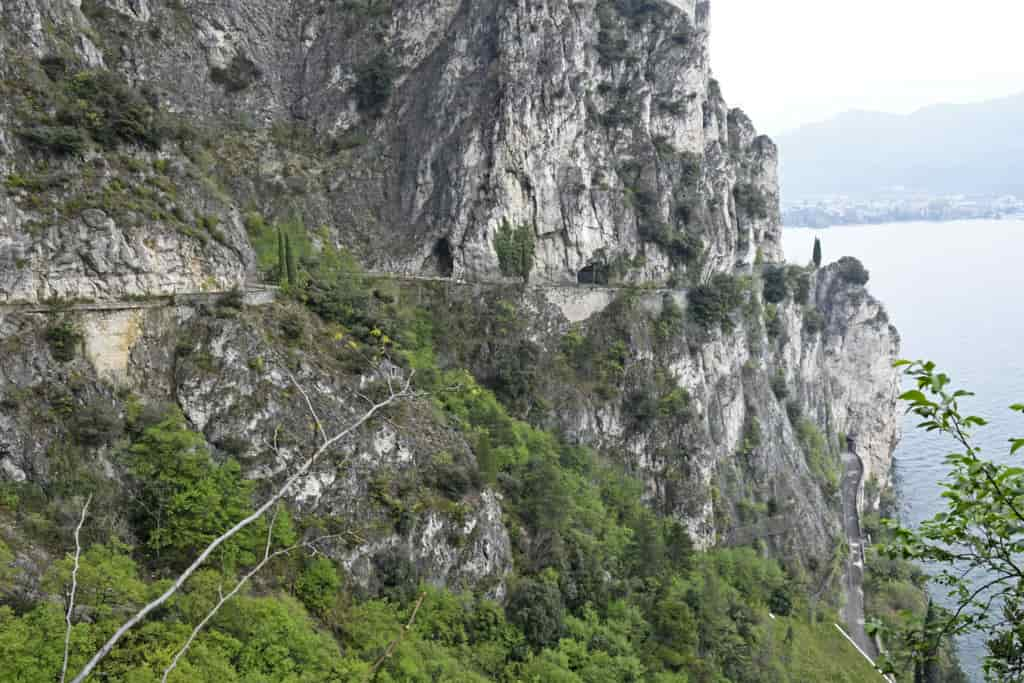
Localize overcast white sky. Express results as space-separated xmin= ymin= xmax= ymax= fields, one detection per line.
xmin=710 ymin=0 xmax=1024 ymax=136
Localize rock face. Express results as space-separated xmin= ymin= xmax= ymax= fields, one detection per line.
xmin=1 ymin=0 xmax=781 ymax=291
xmin=0 ymin=0 xmax=899 ymax=594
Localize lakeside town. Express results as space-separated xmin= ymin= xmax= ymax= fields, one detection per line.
xmin=783 ymin=193 xmax=1024 ymax=228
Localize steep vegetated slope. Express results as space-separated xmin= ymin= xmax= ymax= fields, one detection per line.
xmin=0 ymin=1 xmax=900 ymax=680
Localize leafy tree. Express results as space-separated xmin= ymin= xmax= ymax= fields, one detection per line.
xmin=295 ymin=557 xmax=341 ymax=616
xmin=687 ymin=273 xmax=745 ymax=331
xmin=354 ymin=51 xmax=397 ymax=114
xmin=124 ymin=409 xmax=273 ymax=569
xmin=812 ymin=237 xmax=822 ymax=269
xmin=882 ymin=361 xmax=1024 ymax=680
xmin=835 ymin=256 xmax=870 ymax=286
xmin=494 ymin=219 xmax=536 ymax=281
xmin=285 ymin=232 xmax=297 ymax=286
xmin=277 ymin=228 xmax=287 ymax=284
xmin=763 ymin=265 xmax=788 ymax=304
xmin=507 ymin=579 xmax=565 ymax=649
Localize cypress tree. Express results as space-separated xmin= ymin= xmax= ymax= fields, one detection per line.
xmin=277 ymin=228 xmax=287 ymax=284
xmin=285 ymin=233 xmax=297 ymax=286
xmin=812 ymin=237 xmax=822 ymax=269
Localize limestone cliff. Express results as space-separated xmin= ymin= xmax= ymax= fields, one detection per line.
xmin=0 ymin=0 xmax=899 ymax=598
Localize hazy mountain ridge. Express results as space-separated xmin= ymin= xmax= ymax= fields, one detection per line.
xmin=778 ymin=92 xmax=1024 ymax=200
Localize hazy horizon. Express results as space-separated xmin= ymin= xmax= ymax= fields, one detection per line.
xmin=710 ymin=0 xmax=1024 ymax=136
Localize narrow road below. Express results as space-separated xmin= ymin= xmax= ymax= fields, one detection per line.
xmin=840 ymin=450 xmax=878 ymax=659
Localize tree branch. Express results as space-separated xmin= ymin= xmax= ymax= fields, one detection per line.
xmin=60 ymin=495 xmax=91 ymax=683
xmin=71 ymin=372 xmax=417 ymax=683
xmin=365 ymin=591 xmax=427 ymax=681
xmin=160 ymin=508 xmax=341 ymax=683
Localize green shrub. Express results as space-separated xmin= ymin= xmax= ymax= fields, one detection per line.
xmin=762 ymin=265 xmax=788 ymax=303
xmin=792 ymin=267 xmax=812 ymax=305
xmin=295 ymin=557 xmax=341 ymax=615
xmin=733 ymin=182 xmax=770 ymax=219
xmin=803 ymin=308 xmax=825 ymax=335
xmin=688 ymin=273 xmax=745 ymax=331
xmin=45 ymin=319 xmax=82 ymax=362
xmin=797 ymin=419 xmax=838 ymax=495
xmin=71 ymin=400 xmax=123 ymax=447
xmin=507 ymin=579 xmax=565 ymax=649
xmin=17 ymin=125 xmax=89 ymax=156
xmin=835 ymin=256 xmax=870 ymax=286
xmin=60 ymin=70 xmax=164 ymax=150
xmin=494 ymin=219 xmax=535 ymax=280
xmin=771 ymin=372 xmax=788 ymax=400
xmin=354 ymin=51 xmax=397 ymax=114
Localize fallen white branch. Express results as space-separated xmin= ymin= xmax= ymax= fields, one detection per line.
xmin=70 ymin=371 xmax=416 ymax=683
xmin=60 ymin=495 xmax=91 ymax=683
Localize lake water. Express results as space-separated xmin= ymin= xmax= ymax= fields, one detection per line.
xmin=784 ymin=220 xmax=1024 ymax=680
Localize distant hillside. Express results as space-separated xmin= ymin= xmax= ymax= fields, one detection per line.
xmin=777 ymin=93 xmax=1024 ymax=200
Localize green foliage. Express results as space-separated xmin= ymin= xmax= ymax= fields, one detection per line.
xmin=507 ymin=579 xmax=565 ymax=649
xmin=796 ymin=419 xmax=838 ymax=496
xmin=295 ymin=557 xmax=342 ymax=616
xmin=71 ymin=399 xmax=124 ymax=447
xmin=285 ymin=232 xmax=297 ymax=286
xmin=354 ymin=51 xmax=397 ymax=114
xmin=880 ymin=361 xmax=1024 ymax=679
xmin=45 ymin=318 xmax=83 ymax=363
xmin=791 ymin=267 xmax=812 ymax=306
xmin=802 ymin=307 xmax=825 ymax=335
xmin=812 ymin=237 xmax=822 ymax=269
xmin=494 ymin=219 xmax=536 ymax=280
xmin=12 ymin=65 xmax=167 ymax=155
xmin=687 ymin=273 xmax=745 ymax=332
xmin=762 ymin=265 xmax=788 ymax=304
xmin=835 ymin=256 xmax=870 ymax=286
xmin=771 ymin=371 xmax=789 ymax=401
xmin=124 ymin=409 xmax=281 ymax=570
xmin=733 ymin=182 xmax=770 ymax=219
xmin=17 ymin=125 xmax=89 ymax=156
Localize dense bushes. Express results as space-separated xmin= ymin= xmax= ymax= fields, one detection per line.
xmin=835 ymin=256 xmax=870 ymax=285
xmin=688 ymin=273 xmax=746 ymax=331
xmin=494 ymin=219 xmax=536 ymax=280
xmin=44 ymin=319 xmax=82 ymax=362
xmin=733 ymin=182 xmax=770 ymax=219
xmin=763 ymin=265 xmax=788 ymax=303
xmin=354 ymin=51 xmax=397 ymax=114
xmin=16 ymin=67 xmax=165 ymax=155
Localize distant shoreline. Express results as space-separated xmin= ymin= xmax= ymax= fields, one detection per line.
xmin=783 ymin=215 xmax=1024 ymax=230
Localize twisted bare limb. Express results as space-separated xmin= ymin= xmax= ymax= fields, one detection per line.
xmin=365 ymin=591 xmax=427 ymax=681
xmin=70 ymin=371 xmax=417 ymax=683
xmin=60 ymin=495 xmax=92 ymax=683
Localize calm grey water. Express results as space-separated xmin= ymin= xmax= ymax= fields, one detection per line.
xmin=784 ymin=220 xmax=1024 ymax=681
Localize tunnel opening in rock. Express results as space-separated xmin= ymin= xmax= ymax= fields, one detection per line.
xmin=433 ymin=238 xmax=454 ymax=278
xmin=577 ymin=263 xmax=608 ymax=286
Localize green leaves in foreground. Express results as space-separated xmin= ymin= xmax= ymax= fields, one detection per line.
xmin=881 ymin=360 xmax=1024 ymax=681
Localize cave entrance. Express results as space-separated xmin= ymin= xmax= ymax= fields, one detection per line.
xmin=433 ymin=238 xmax=454 ymax=278
xmin=577 ymin=263 xmax=608 ymax=286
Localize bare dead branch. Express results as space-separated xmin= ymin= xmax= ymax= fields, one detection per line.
xmin=284 ymin=368 xmax=328 ymax=446
xmin=70 ymin=372 xmax=416 ymax=683
xmin=365 ymin=591 xmax=427 ymax=681
xmin=60 ymin=495 xmax=92 ymax=683
xmin=161 ymin=506 xmax=291 ymax=683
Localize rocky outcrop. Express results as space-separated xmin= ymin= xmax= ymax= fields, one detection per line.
xmin=1 ymin=0 xmax=780 ymax=291
xmin=0 ymin=303 xmax=514 ymax=597
xmin=0 ymin=0 xmax=899 ymax=597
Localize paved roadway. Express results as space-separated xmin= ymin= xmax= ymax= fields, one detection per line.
xmin=840 ymin=450 xmax=878 ymax=659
